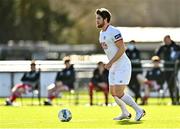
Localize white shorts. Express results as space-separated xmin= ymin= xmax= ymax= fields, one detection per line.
xmin=108 ymin=60 xmax=132 ymax=86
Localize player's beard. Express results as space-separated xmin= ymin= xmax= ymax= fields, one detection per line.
xmin=97 ymin=21 xmax=105 ymax=28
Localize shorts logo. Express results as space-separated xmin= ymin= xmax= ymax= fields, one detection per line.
xmin=114 ymin=34 xmax=121 ymax=39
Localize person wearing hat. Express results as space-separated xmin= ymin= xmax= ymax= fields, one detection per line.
xmin=44 ymin=59 xmax=75 ymax=105
xmin=137 ymin=56 xmax=164 ymax=105
xmin=5 ymin=61 xmax=40 ymax=106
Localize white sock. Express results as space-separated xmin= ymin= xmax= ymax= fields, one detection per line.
xmin=121 ymin=93 xmax=142 ymax=112
xmin=114 ymin=96 xmax=129 ymax=115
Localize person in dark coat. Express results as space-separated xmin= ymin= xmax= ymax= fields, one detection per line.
xmin=126 ymin=40 xmax=142 ymax=103
xmin=44 ymin=59 xmax=75 ymax=105
xmin=89 ymin=61 xmax=109 ymax=106
xmin=6 ymin=61 xmax=40 ymax=105
xmin=155 ymin=35 xmax=180 ymax=105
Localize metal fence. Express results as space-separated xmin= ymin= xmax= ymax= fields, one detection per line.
xmin=0 ymin=60 xmax=179 ymax=99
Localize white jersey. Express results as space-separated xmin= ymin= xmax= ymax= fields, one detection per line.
xmin=99 ymin=25 xmax=130 ymax=71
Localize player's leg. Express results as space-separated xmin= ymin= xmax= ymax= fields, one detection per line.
xmin=118 ymin=85 xmax=145 ymax=121
xmin=110 ymin=85 xmax=131 ymax=120
xmin=108 ymin=70 xmax=130 ymax=120
xmin=6 ymin=84 xmax=25 ymax=105
xmin=114 ymin=64 xmax=145 ymax=121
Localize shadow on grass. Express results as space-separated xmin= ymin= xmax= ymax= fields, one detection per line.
xmin=116 ymin=119 xmax=144 ymax=125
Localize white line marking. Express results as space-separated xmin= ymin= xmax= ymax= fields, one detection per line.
xmin=0 ymin=127 xmax=180 ymax=129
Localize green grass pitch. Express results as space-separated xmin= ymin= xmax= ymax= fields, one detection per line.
xmin=0 ymin=97 xmax=180 ymax=129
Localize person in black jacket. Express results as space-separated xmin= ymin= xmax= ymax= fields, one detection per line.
xmin=155 ymin=35 xmax=180 ymax=105
xmin=137 ymin=56 xmax=163 ymax=105
xmin=6 ymin=61 xmax=40 ymax=105
xmin=44 ymin=59 xmax=75 ymax=105
xmin=89 ymin=61 xmax=109 ymax=106
xmin=126 ymin=40 xmax=142 ymax=103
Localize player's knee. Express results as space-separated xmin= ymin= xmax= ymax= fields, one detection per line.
xmin=117 ymin=92 xmax=124 ymax=98
xmin=110 ymin=92 xmax=116 ymax=97
xmin=111 ymin=90 xmax=124 ymax=98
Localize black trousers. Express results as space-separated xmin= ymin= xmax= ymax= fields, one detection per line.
xmin=128 ymin=72 xmax=141 ymax=102
xmin=164 ymin=71 xmax=179 ymax=104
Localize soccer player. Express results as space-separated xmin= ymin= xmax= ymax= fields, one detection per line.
xmin=95 ymin=8 xmax=145 ymax=121
xmin=5 ymin=61 xmax=40 ymax=105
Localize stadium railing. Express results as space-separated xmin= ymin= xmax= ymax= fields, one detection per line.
xmin=0 ymin=60 xmax=179 ymax=105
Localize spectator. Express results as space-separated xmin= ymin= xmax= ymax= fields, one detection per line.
xmin=137 ymin=56 xmax=164 ymax=105
xmin=5 ymin=61 xmax=40 ymax=106
xmin=155 ymin=35 xmax=180 ymax=105
xmin=44 ymin=59 xmax=75 ymax=105
xmin=126 ymin=40 xmax=142 ymax=103
xmin=89 ymin=61 xmax=109 ymax=106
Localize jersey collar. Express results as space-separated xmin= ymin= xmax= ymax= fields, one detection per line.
xmin=102 ymin=25 xmax=110 ymax=32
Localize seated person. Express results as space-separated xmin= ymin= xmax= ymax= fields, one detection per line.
xmin=5 ymin=61 xmax=40 ymax=105
xmin=137 ymin=56 xmax=164 ymax=105
xmin=89 ymin=61 xmax=109 ymax=106
xmin=44 ymin=59 xmax=75 ymax=105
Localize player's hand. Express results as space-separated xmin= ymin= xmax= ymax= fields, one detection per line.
xmin=104 ymin=62 xmax=112 ymax=70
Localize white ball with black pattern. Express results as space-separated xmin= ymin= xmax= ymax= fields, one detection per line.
xmin=58 ymin=109 xmax=72 ymax=122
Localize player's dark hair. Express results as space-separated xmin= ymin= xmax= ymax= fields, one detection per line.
xmin=96 ymin=8 xmax=111 ymax=23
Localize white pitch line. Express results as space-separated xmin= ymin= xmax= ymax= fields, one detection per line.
xmin=1 ymin=128 xmax=180 ymax=129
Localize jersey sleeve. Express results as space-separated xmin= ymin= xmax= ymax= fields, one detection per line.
xmin=112 ymin=29 xmax=123 ymax=43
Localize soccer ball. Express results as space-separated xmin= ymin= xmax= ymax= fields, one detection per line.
xmin=58 ymin=109 xmax=72 ymax=122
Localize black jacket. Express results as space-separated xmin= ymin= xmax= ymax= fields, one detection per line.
xmin=21 ymin=71 xmax=40 ymax=88
xmin=56 ymin=65 xmax=75 ymax=89
xmin=91 ymin=68 xmax=109 ymax=85
xmin=126 ymin=48 xmax=142 ymax=74
xmin=126 ymin=48 xmax=141 ymax=60
xmin=156 ymin=41 xmax=180 ymax=70
xmin=156 ymin=41 xmax=180 ymax=61
xmin=146 ymin=67 xmax=164 ymax=86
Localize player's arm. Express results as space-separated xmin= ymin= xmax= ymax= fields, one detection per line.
xmin=105 ymin=39 xmax=125 ymax=70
